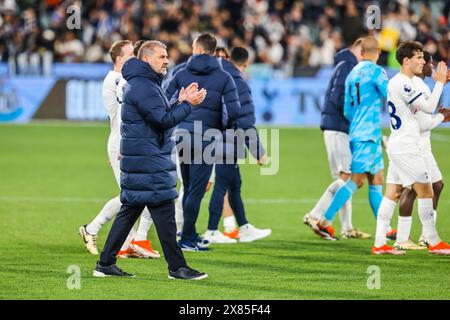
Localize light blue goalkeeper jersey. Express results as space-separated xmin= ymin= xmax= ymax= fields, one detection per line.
xmin=344 ymin=60 xmax=388 ymax=142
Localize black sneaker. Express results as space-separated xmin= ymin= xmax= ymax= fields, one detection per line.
xmin=93 ymin=262 xmax=135 ymax=278
xmin=168 ymin=266 xmax=208 ymax=280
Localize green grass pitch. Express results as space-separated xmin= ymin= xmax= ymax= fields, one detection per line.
xmin=0 ymin=122 xmax=449 ymax=300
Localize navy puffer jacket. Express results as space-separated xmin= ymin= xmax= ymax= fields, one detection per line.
xmin=120 ymin=58 xmax=192 ymax=205
xmin=165 ymin=54 xmax=241 ymax=133
xmin=320 ymin=49 xmax=358 ymax=133
xmin=220 ymin=59 xmax=265 ymax=161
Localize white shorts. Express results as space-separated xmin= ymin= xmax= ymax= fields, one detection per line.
xmin=423 ymin=152 xmax=443 ymax=184
xmin=108 ymin=149 xmax=121 ymax=187
xmin=386 ymin=152 xmax=431 ymax=188
xmin=323 ymin=130 xmax=351 ymax=179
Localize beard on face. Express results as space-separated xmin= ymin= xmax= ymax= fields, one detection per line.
xmin=159 ymin=64 xmax=168 ymax=75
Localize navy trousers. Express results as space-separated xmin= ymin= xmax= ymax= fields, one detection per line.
xmin=179 ymin=162 xmax=214 ymax=242
xmin=208 ymin=163 xmax=248 ymax=231
xmin=99 ymin=200 xmax=187 ymax=271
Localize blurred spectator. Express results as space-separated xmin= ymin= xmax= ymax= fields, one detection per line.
xmin=0 ymin=0 xmax=449 ymax=75
xmin=341 ymin=0 xmax=366 ymax=47
xmin=55 ymin=31 xmax=84 ymax=62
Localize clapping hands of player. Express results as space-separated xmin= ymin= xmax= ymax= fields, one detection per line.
xmin=433 ymin=61 xmax=448 ymax=84
xmin=178 ymin=82 xmax=207 ymax=106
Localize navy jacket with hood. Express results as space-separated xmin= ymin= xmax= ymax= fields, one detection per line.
xmin=165 ymin=54 xmax=241 ymax=134
xmin=320 ymin=49 xmax=358 ymax=134
xmin=220 ymin=58 xmax=265 ymax=161
xmin=120 ymin=57 xmax=192 ymax=205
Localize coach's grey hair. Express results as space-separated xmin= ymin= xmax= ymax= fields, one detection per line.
xmin=138 ymin=40 xmax=167 ymax=59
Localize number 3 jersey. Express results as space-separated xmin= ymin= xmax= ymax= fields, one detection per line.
xmin=386 ymin=73 xmax=443 ymax=155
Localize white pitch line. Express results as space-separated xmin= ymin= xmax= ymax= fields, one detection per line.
xmin=0 ymin=121 xmax=109 ymax=128
xmin=0 ymin=195 xmax=449 ymax=205
xmin=0 ymin=196 xmax=107 ymax=203
xmin=431 ymin=133 xmax=450 ymax=143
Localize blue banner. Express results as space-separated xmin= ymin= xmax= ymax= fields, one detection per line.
xmin=0 ymin=76 xmax=56 ymax=123
xmin=0 ymin=62 xmax=449 ymax=126
xmin=251 ymin=77 xmax=450 ymax=127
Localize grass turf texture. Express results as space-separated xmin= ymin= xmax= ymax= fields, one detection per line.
xmin=0 ymin=122 xmax=449 ymax=300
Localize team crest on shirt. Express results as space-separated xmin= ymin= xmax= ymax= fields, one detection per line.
xmin=403 ymin=84 xmax=416 ymax=97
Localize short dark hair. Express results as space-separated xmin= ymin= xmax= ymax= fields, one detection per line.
xmin=133 ymin=40 xmax=146 ymax=56
xmin=230 ymin=47 xmax=249 ymax=66
xmin=396 ymin=41 xmax=424 ymax=65
xmin=423 ymin=50 xmax=432 ymax=64
xmin=194 ymin=33 xmax=217 ymax=54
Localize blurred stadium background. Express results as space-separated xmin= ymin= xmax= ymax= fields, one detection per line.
xmin=1 ymin=0 xmax=450 ymax=300
xmin=1 ymin=0 xmax=450 ymax=125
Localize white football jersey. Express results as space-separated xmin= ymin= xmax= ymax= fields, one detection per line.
xmin=102 ymin=70 xmax=122 ymax=152
xmin=387 ymin=73 xmax=443 ymax=155
xmin=116 ymin=77 xmax=127 ymax=105
xmin=413 ymin=77 xmax=444 ymax=153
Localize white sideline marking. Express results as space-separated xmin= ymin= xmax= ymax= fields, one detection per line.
xmin=431 ymin=133 xmax=450 ymax=143
xmin=0 ymin=121 xmax=108 ymax=128
xmin=2 ymin=122 xmax=450 ymax=133
xmin=0 ymin=196 xmax=449 ymax=205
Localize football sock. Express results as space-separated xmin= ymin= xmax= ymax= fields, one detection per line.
xmin=175 ymin=185 xmax=184 ymax=233
xmin=368 ymin=185 xmax=383 ymax=219
xmin=418 ymin=199 xmax=440 ymax=246
xmin=310 ymin=179 xmax=345 ymax=220
xmin=86 ymin=196 xmax=121 ymax=235
xmin=223 ymin=215 xmax=237 ymax=229
xmin=374 ymin=197 xmax=397 ymax=247
xmin=396 ymin=216 xmax=412 ymax=244
xmin=339 ymin=197 xmax=353 ymax=233
xmin=421 ymin=210 xmax=438 ymax=239
xmin=323 ymin=180 xmax=358 ymax=223
xmin=134 ymin=208 xmax=153 ymax=241
xmin=121 ymin=226 xmax=136 ymax=251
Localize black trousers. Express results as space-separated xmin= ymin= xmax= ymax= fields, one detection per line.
xmin=99 ymin=200 xmax=187 ymax=271
xmin=208 ymin=163 xmax=248 ymax=230
xmin=179 ymin=162 xmax=214 ymax=242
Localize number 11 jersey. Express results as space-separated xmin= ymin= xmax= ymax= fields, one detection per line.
xmin=344 ymin=60 xmax=388 ymax=143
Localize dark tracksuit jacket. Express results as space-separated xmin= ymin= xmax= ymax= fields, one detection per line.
xmin=165 ymin=54 xmax=241 ymax=243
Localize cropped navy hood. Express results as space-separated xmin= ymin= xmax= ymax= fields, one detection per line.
xmin=334 ymin=49 xmax=357 ymax=67
xmin=186 ymin=54 xmax=221 ymax=75
xmin=122 ymin=57 xmax=164 ymax=85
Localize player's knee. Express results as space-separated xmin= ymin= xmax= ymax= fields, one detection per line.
xmin=354 ymin=180 xmax=365 ymax=189
xmin=387 ymin=188 xmax=402 ymax=202
xmin=404 ymin=189 xmax=416 ymax=201
xmin=339 ymin=172 xmax=351 ymax=181
xmin=392 ymin=191 xmax=402 ymax=202
xmin=433 ymin=181 xmax=444 ymax=195
xmin=420 ymin=189 xmax=434 ymax=199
